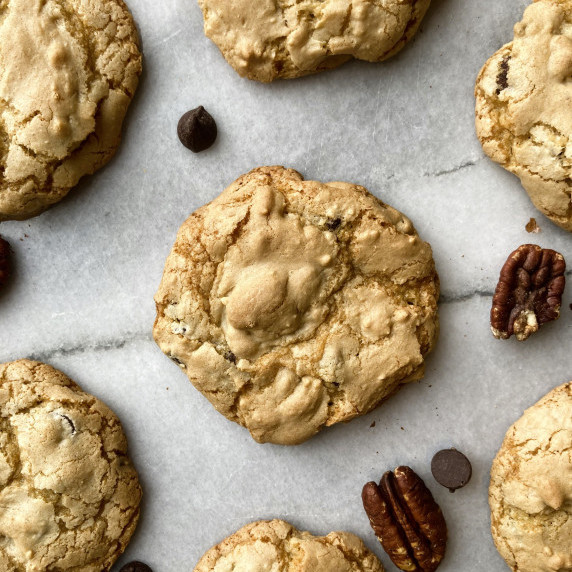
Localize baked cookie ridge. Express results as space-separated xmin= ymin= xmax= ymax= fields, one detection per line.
xmin=154 ymin=166 xmax=439 ymax=445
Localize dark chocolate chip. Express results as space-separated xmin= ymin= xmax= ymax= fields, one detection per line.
xmin=120 ymin=561 xmax=153 ymax=572
xmin=326 ymin=217 xmax=342 ymax=231
xmin=0 ymin=236 xmax=12 ymax=288
xmin=431 ymin=448 xmax=472 ymax=492
xmin=224 ymin=351 xmax=237 ymax=364
xmin=177 ymin=106 xmax=217 ymax=153
xmin=495 ymin=55 xmax=511 ymax=95
xmin=59 ymin=414 xmax=76 ymax=435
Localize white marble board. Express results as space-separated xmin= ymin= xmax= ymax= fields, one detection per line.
xmin=1 ymin=0 xmax=570 ymax=570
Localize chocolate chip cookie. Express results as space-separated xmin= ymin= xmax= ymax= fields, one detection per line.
xmin=197 ymin=0 xmax=431 ymax=82
xmin=0 ymin=359 xmax=141 ymax=571
xmin=475 ymin=0 xmax=572 ymax=231
xmin=0 ymin=0 xmax=142 ymax=221
xmin=194 ymin=519 xmax=385 ymax=571
xmin=154 ymin=166 xmax=439 ymax=445
xmin=489 ymin=382 xmax=572 ymax=571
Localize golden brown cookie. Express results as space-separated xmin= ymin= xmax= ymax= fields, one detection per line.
xmin=197 ymin=0 xmax=431 ymax=82
xmin=154 ymin=166 xmax=439 ymax=445
xmin=0 ymin=0 xmax=142 ymax=221
xmin=489 ymin=382 xmax=572 ymax=571
xmin=475 ymin=0 xmax=572 ymax=231
xmin=194 ymin=519 xmax=385 ymax=571
xmin=0 ymin=359 xmax=141 ymax=571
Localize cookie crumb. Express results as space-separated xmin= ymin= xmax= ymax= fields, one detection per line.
xmin=370 ymin=421 xmax=376 ymax=428
xmin=525 ymin=218 xmax=540 ymax=233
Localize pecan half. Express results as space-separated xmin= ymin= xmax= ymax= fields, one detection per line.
xmin=491 ymin=244 xmax=565 ymax=341
xmin=362 ymin=466 xmax=447 ymax=572
xmin=0 ymin=236 xmax=11 ymax=288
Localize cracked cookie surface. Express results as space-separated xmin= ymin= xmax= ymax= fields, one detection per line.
xmin=153 ymin=166 xmax=439 ymax=445
xmin=193 ymin=519 xmax=385 ymax=571
xmin=0 ymin=359 xmax=141 ymax=571
xmin=489 ymin=382 xmax=572 ymax=572
xmin=475 ymin=0 xmax=572 ymax=231
xmin=197 ymin=0 xmax=431 ymax=82
xmin=0 ymin=0 xmax=142 ymax=221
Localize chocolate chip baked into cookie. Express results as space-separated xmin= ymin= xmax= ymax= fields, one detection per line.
xmin=475 ymin=0 xmax=572 ymax=231
xmin=489 ymin=382 xmax=572 ymax=571
xmin=197 ymin=0 xmax=432 ymax=82
xmin=154 ymin=166 xmax=439 ymax=445
xmin=0 ymin=0 xmax=142 ymax=221
xmin=194 ymin=519 xmax=385 ymax=571
xmin=0 ymin=359 xmax=141 ymax=571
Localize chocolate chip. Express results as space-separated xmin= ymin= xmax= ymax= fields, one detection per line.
xmin=119 ymin=562 xmax=153 ymax=572
xmin=495 ymin=55 xmax=510 ymax=95
xmin=431 ymin=449 xmax=472 ymax=492
xmin=177 ymin=106 xmax=217 ymax=152
xmin=0 ymin=236 xmax=12 ymax=288
xmin=224 ymin=351 xmax=237 ymax=364
xmin=58 ymin=414 xmax=76 ymax=435
xmin=326 ymin=217 xmax=342 ymax=231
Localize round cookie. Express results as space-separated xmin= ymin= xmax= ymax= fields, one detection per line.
xmin=153 ymin=166 xmax=439 ymax=445
xmin=475 ymin=0 xmax=572 ymax=232
xmin=197 ymin=0 xmax=432 ymax=82
xmin=489 ymin=382 xmax=572 ymax=571
xmin=194 ymin=519 xmax=385 ymax=571
xmin=0 ymin=0 xmax=142 ymax=221
xmin=0 ymin=359 xmax=141 ymax=571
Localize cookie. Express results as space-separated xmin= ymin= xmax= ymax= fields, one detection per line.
xmin=0 ymin=0 xmax=142 ymax=221
xmin=194 ymin=519 xmax=385 ymax=571
xmin=489 ymin=382 xmax=572 ymax=571
xmin=475 ymin=0 xmax=572 ymax=231
xmin=154 ymin=166 xmax=439 ymax=445
xmin=197 ymin=0 xmax=431 ymax=82
xmin=0 ymin=359 xmax=141 ymax=571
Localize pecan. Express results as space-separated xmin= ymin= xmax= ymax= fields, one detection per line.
xmin=0 ymin=236 xmax=11 ymax=288
xmin=362 ymin=466 xmax=447 ymax=572
xmin=490 ymin=244 xmax=565 ymax=341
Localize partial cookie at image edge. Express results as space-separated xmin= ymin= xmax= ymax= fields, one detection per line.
xmin=0 ymin=0 xmax=143 ymax=221
xmin=489 ymin=382 xmax=572 ymax=572
xmin=197 ymin=0 xmax=432 ymax=82
xmin=193 ymin=519 xmax=385 ymax=571
xmin=474 ymin=0 xmax=572 ymax=231
xmin=0 ymin=359 xmax=142 ymax=571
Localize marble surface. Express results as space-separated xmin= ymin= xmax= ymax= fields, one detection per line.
xmin=1 ymin=0 xmax=571 ymax=570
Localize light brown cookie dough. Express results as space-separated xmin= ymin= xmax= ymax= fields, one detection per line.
xmin=154 ymin=166 xmax=439 ymax=445
xmin=197 ymin=0 xmax=431 ymax=82
xmin=0 ymin=0 xmax=142 ymax=221
xmin=475 ymin=0 xmax=572 ymax=231
xmin=194 ymin=519 xmax=385 ymax=571
xmin=489 ymin=382 xmax=572 ymax=572
xmin=0 ymin=359 xmax=141 ymax=571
